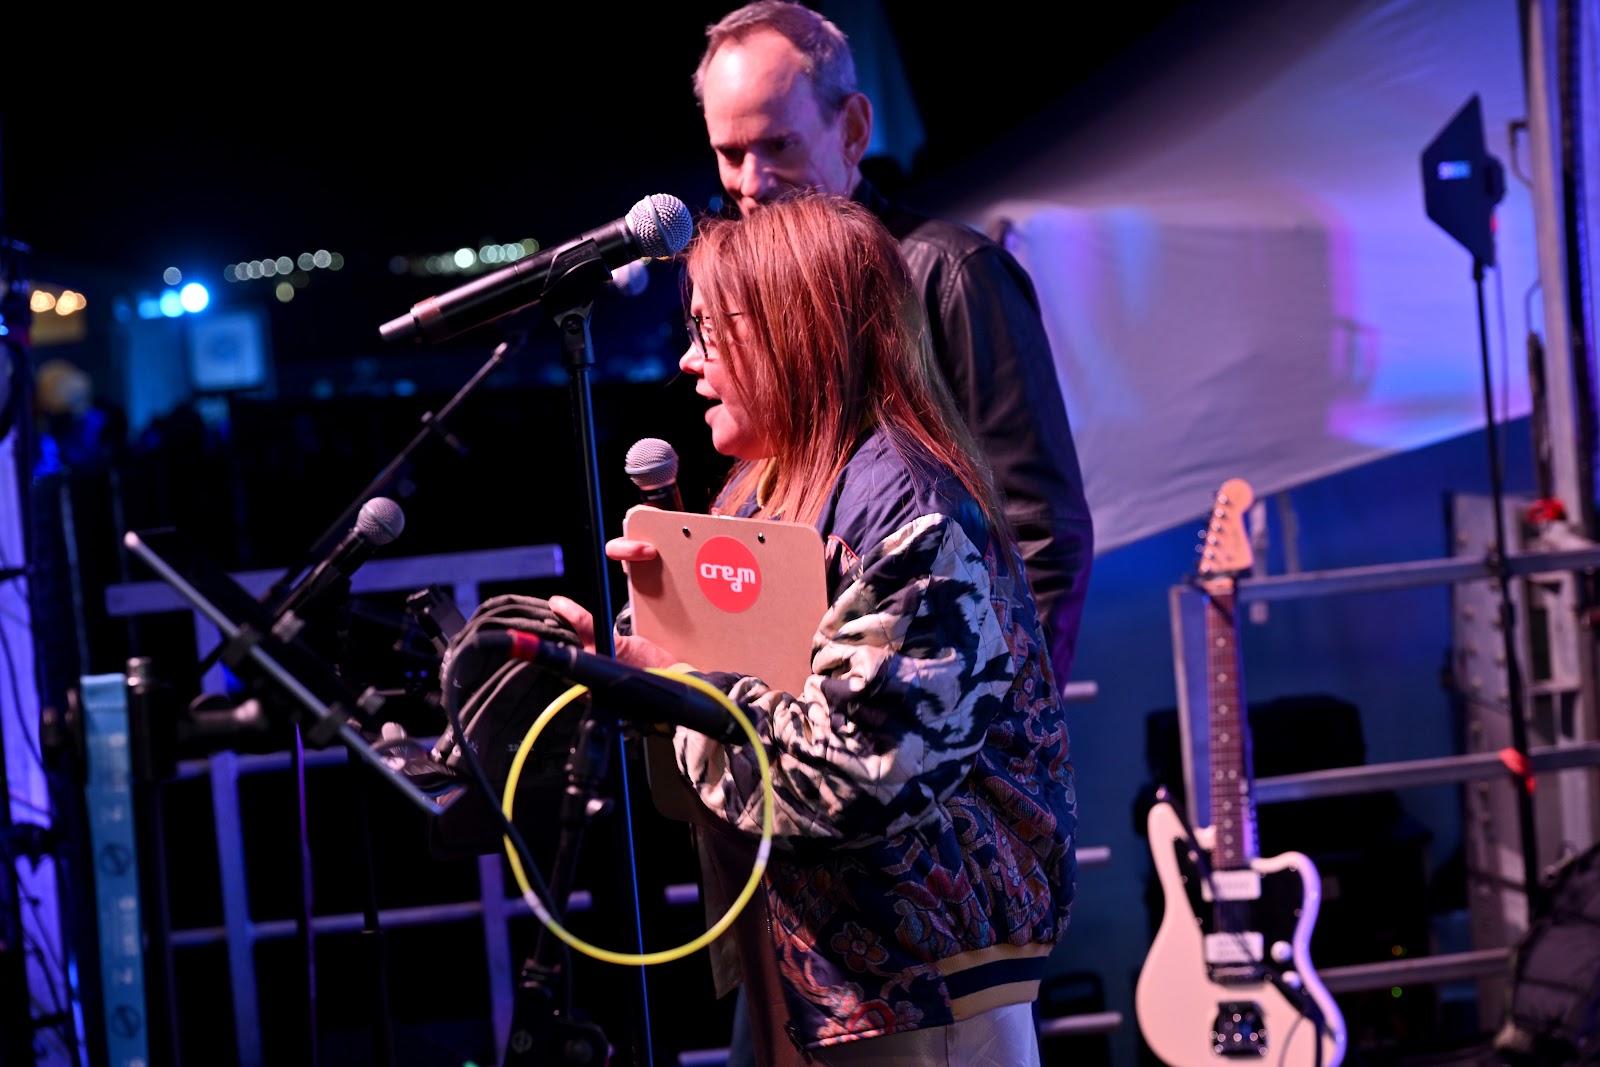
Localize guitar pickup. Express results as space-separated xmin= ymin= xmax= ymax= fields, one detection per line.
xmin=1200 ymin=868 xmax=1262 ymax=902
xmin=1204 ymin=931 xmax=1265 ymax=966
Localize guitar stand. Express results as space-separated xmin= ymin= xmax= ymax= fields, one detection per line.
xmin=1151 ymin=785 xmax=1211 ymax=879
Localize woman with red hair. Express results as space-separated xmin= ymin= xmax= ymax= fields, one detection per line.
xmin=553 ymin=192 xmax=1076 ymax=1066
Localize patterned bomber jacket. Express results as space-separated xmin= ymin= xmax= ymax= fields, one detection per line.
xmin=656 ymin=429 xmax=1078 ymax=1052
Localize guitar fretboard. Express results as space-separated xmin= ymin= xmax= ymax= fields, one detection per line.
xmin=1203 ymin=581 xmax=1257 ymax=874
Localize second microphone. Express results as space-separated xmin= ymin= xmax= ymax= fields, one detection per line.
xmin=380 ymin=193 xmax=694 ymax=345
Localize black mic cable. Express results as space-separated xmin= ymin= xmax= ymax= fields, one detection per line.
xmin=465 ymin=627 xmax=780 ymax=973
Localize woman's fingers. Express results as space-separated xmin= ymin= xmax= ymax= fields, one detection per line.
xmin=547 ymin=595 xmax=597 ymax=653
xmin=605 ymin=537 xmax=660 ymax=563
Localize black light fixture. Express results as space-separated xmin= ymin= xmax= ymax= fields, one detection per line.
xmin=1421 ymin=93 xmax=1507 ymax=267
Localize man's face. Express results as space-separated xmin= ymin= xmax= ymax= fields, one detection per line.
xmin=700 ymin=28 xmax=861 ymax=215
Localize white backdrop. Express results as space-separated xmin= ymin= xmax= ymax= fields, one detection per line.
xmin=919 ymin=0 xmax=1539 ymax=553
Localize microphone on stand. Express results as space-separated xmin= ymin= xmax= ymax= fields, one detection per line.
xmin=624 ymin=438 xmax=683 ymax=511
xmin=190 ymin=497 xmax=408 ymax=688
xmin=271 ymin=496 xmax=407 ymax=642
xmin=379 ymin=193 xmax=694 ymax=345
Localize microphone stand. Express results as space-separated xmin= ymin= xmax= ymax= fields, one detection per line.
xmin=256 ymin=343 xmax=504 ymax=613
xmin=192 ymin=341 xmax=507 ymax=684
xmin=346 ymin=745 xmax=396 ymax=1065
xmin=192 ymin=348 xmax=511 ymax=1066
xmin=499 ymin=243 xmax=655 ymax=1067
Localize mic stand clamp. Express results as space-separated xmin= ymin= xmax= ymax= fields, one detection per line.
xmin=218 ymin=624 xmax=365 ymax=748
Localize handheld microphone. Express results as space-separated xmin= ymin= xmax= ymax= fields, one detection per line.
xmin=472 ymin=629 xmax=742 ymax=745
xmin=271 ymin=496 xmax=406 ymax=639
xmin=624 ymin=438 xmax=683 ymax=511
xmin=379 ymin=193 xmax=694 ymax=345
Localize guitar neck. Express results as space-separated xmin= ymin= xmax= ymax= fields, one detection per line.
xmin=1202 ymin=578 xmax=1257 ymax=872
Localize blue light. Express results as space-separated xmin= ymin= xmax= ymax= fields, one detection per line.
xmin=180 ymin=282 xmax=210 ymax=313
xmin=1436 ymin=160 xmax=1472 ymax=180
xmin=33 ymin=434 xmax=64 ymax=478
xmin=159 ymin=290 xmax=184 ymax=317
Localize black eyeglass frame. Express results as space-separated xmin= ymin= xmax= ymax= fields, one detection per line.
xmin=686 ymin=311 xmax=742 ymax=354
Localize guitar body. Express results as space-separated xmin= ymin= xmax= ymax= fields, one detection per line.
xmin=1136 ymin=478 xmax=1346 ymax=1067
xmin=1137 ymin=800 xmax=1347 ymax=1067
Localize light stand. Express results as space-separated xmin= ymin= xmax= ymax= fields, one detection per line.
xmin=1423 ymin=94 xmax=1545 ymax=917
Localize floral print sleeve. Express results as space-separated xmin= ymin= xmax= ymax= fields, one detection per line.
xmin=672 ymin=511 xmax=1016 ymax=844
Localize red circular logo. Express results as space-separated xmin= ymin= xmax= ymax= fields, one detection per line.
xmin=695 ymin=535 xmax=762 ymax=613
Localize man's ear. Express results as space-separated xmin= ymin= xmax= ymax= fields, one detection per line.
xmin=840 ymin=91 xmax=873 ymax=168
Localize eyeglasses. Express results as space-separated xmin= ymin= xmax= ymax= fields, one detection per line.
xmin=686 ymin=311 xmax=741 ymax=355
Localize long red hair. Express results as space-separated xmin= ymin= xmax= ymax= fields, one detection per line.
xmin=686 ymin=193 xmax=1010 ymax=548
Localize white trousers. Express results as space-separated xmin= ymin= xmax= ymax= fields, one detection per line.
xmin=809 ymin=1003 xmax=1041 ymax=1067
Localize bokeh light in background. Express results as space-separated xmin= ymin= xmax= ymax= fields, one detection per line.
xmin=179 ymin=283 xmax=208 ymax=313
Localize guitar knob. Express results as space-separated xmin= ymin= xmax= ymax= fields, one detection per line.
xmin=1270 ymin=941 xmax=1293 ymax=964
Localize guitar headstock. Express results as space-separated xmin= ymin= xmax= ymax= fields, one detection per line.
xmin=1198 ymin=477 xmax=1255 ymax=581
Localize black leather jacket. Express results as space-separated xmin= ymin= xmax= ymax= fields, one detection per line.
xmin=856 ymin=179 xmax=1094 ymax=682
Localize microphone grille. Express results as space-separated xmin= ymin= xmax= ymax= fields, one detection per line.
xmin=356 ymin=496 xmax=406 ymax=545
xmin=627 ymin=194 xmax=694 ymax=259
xmin=624 ymin=438 xmax=679 ymax=490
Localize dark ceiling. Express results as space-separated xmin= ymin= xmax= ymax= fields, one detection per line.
xmin=0 ymin=2 xmax=1197 ymax=377
xmin=0 ymin=0 xmax=1213 ymax=645
xmin=1 ymin=5 xmax=1199 ymax=269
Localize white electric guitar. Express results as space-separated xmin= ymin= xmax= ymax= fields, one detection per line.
xmin=1135 ymin=478 xmax=1347 ymax=1067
